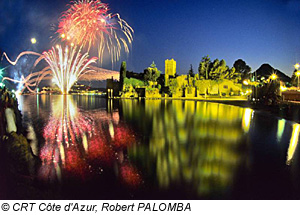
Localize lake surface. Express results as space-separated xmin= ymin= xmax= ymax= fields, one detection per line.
xmin=7 ymin=95 xmax=300 ymax=199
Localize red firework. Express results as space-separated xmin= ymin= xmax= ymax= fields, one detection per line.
xmin=57 ymin=0 xmax=133 ymax=63
xmin=58 ymin=1 xmax=110 ymax=48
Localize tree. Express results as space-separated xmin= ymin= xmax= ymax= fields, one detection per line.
xmin=291 ymin=69 xmax=299 ymax=87
xmin=209 ymin=59 xmax=228 ymax=80
xmin=144 ymin=61 xmax=161 ymax=83
xmin=233 ymin=59 xmax=251 ymax=81
xmin=225 ymin=67 xmax=241 ymax=82
xmin=257 ymin=79 xmax=281 ymax=105
xmin=119 ymin=61 xmax=127 ymax=87
xmin=124 ymin=77 xmax=145 ymax=88
xmin=168 ymin=78 xmax=178 ymax=95
xmin=197 ymin=56 xmax=244 ymax=82
xmin=150 ymin=61 xmax=156 ymax=69
xmin=198 ymin=56 xmax=211 ymax=79
xmin=188 ymin=64 xmax=194 ymax=77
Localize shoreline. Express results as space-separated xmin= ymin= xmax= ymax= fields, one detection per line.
xmin=205 ymin=100 xmax=300 ymax=124
xmin=17 ymin=94 xmax=300 ymax=124
xmin=113 ymin=96 xmax=300 ymax=124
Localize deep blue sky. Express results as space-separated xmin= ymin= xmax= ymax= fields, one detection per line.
xmin=1 ymin=0 xmax=300 ymax=77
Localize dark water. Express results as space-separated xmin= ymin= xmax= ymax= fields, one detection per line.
xmin=8 ymin=95 xmax=300 ymax=199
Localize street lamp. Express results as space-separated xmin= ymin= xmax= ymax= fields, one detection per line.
xmin=270 ymin=74 xmax=277 ymax=81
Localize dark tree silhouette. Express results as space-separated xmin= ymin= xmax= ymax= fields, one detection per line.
xmin=233 ymin=59 xmax=251 ymax=80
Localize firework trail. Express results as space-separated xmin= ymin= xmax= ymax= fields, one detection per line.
xmin=57 ymin=0 xmax=133 ymax=64
xmin=1 ymin=45 xmax=98 ymax=94
xmin=2 ymin=51 xmax=41 ymax=65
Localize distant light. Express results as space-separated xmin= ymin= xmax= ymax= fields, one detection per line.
xmin=71 ymin=43 xmax=74 ymax=47
xmin=270 ymin=74 xmax=277 ymax=80
xmin=280 ymin=86 xmax=287 ymax=92
xmin=296 ymin=71 xmax=300 ymax=77
xmin=31 ymin=38 xmax=37 ymax=44
xmin=61 ymin=34 xmax=66 ymax=39
xmin=67 ymin=36 xmax=71 ymax=40
xmin=295 ymin=63 xmax=300 ymax=70
xmin=100 ymin=18 xmax=106 ymax=23
xmin=243 ymin=80 xmax=249 ymax=85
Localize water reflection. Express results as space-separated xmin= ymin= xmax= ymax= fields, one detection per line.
xmin=122 ymin=100 xmax=253 ymax=197
xmin=242 ymin=108 xmax=253 ymax=133
xmin=277 ymin=119 xmax=286 ymax=142
xmin=20 ymin=95 xmax=142 ymax=187
xmin=17 ymin=95 xmax=300 ymax=199
xmin=39 ymin=96 xmax=93 ymax=181
xmin=287 ymin=123 xmax=300 ymax=165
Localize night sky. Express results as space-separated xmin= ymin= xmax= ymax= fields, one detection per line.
xmin=1 ymin=0 xmax=300 ymax=81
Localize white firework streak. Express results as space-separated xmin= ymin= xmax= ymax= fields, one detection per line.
xmin=1 ymin=45 xmax=122 ymax=94
xmin=42 ymin=45 xmax=97 ymax=94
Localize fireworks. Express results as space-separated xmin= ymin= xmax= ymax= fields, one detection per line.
xmin=43 ymin=45 xmax=97 ymax=94
xmin=1 ymin=45 xmax=101 ymax=94
xmin=57 ymin=0 xmax=133 ymax=64
xmin=1 ymin=0 xmax=128 ymax=94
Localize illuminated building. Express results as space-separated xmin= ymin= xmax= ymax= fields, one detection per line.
xmin=165 ymin=59 xmax=176 ymax=86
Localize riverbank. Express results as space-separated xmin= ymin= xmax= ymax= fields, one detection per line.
xmin=0 ymin=88 xmax=41 ymax=199
xmin=188 ymin=99 xmax=300 ymax=124
xmin=116 ymin=96 xmax=300 ymax=124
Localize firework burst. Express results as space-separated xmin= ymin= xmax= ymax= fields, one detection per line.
xmin=57 ymin=0 xmax=133 ymax=64
xmin=43 ymin=45 xmax=97 ymax=94
xmin=1 ymin=45 xmax=100 ymax=94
